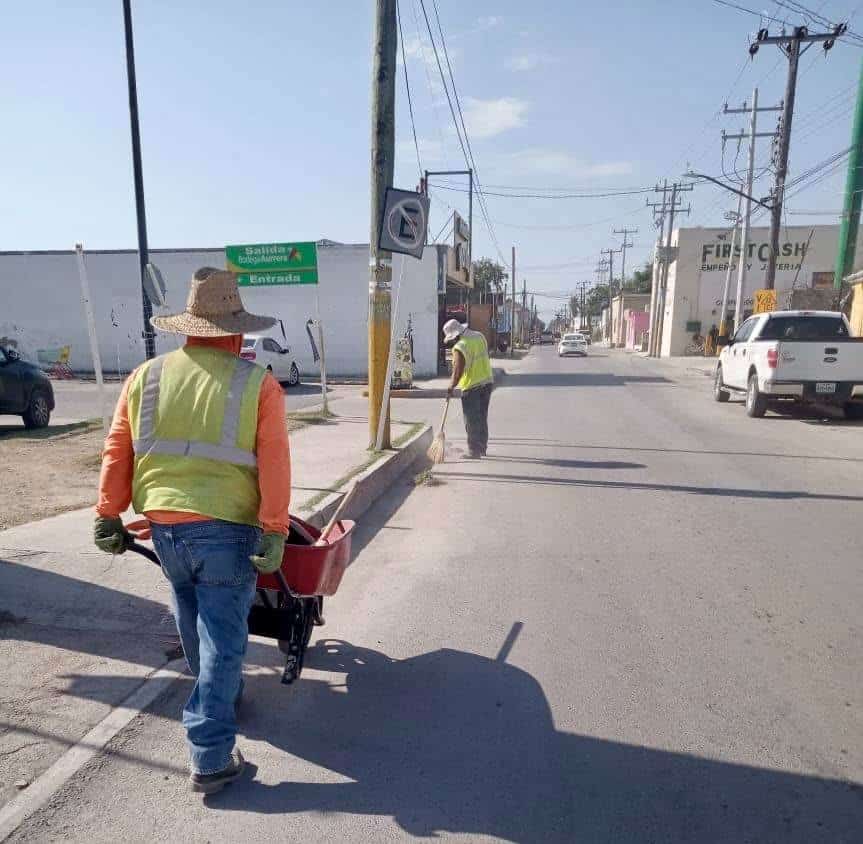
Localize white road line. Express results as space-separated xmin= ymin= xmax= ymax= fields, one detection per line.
xmin=0 ymin=659 xmax=185 ymax=842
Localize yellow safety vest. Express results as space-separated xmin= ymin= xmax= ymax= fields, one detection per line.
xmin=127 ymin=346 xmax=266 ymax=527
xmin=454 ymin=330 xmax=493 ymax=393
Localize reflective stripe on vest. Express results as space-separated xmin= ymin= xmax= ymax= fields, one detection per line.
xmin=132 ymin=354 xmax=258 ymax=468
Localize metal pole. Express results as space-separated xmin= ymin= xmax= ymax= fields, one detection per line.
xmin=768 ymin=37 xmax=800 ymax=290
xmin=510 ymin=246 xmax=516 ymax=356
xmin=655 ymin=183 xmax=678 ymax=357
xmin=834 ymin=57 xmax=863 ymax=289
xmin=368 ymin=0 xmax=397 ymax=449
xmin=648 ymin=181 xmax=668 ymax=357
xmin=314 ymin=290 xmax=329 ymax=415
xmin=736 ymin=88 xmax=759 ymax=330
xmin=719 ymin=196 xmax=743 ymax=343
xmin=468 ymin=169 xmax=474 ymax=290
xmin=122 ymin=0 xmax=155 ymax=361
xmin=76 ymin=245 xmax=109 ymax=434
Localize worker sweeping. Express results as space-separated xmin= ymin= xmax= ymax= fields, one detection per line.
xmin=93 ymin=268 xmax=291 ymax=794
xmin=443 ymin=319 xmax=493 ymax=459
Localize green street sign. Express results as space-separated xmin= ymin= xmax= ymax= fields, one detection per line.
xmin=226 ymin=241 xmax=318 ymax=285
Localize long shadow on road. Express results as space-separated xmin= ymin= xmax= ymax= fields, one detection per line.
xmin=56 ymin=634 xmax=863 ymax=842
xmin=440 ymin=470 xmax=863 ymax=502
xmin=501 ymin=373 xmax=671 ymax=388
xmin=219 ymin=636 xmax=860 ymax=842
xmin=488 ymin=437 xmax=863 ymax=464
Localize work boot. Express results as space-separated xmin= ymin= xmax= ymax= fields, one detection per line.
xmin=190 ymin=750 xmax=245 ymax=794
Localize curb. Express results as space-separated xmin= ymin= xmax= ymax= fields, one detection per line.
xmin=301 ymin=423 xmax=433 ymax=529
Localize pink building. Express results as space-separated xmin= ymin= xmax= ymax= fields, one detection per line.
xmin=625 ymin=309 xmax=650 ymax=350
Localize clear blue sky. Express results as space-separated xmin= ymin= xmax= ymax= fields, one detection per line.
xmin=2 ymin=1 xmax=861 ymax=318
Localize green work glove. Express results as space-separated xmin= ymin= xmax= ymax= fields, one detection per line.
xmin=94 ymin=516 xmax=132 ymax=555
xmin=250 ymin=532 xmax=286 ymax=575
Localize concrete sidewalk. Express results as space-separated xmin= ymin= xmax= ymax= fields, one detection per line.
xmin=0 ymin=410 xmax=430 ymax=815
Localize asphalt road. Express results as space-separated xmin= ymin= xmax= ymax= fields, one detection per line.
xmin=10 ymin=348 xmax=863 ymax=843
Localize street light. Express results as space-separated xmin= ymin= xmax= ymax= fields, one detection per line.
xmin=122 ymin=0 xmax=155 ymax=360
xmin=682 ymin=170 xmax=774 ymax=211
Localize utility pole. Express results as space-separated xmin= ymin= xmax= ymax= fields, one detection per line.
xmin=749 ymin=23 xmax=846 ymax=288
xmin=723 ymin=88 xmax=782 ymax=330
xmin=835 ymin=57 xmax=863 ymax=288
xmin=613 ymin=227 xmax=637 ymax=347
xmin=646 ymin=181 xmax=669 ymax=358
xmin=510 ymin=246 xmax=516 ymax=357
xmin=718 ymin=203 xmax=743 ymax=345
xmin=600 ymin=247 xmax=618 ymax=346
xmin=122 ymin=0 xmax=155 ymax=361
xmin=521 ymin=280 xmax=527 ymax=344
xmin=651 ymin=182 xmax=692 ymax=357
xmin=368 ymin=0 xmax=397 ymax=449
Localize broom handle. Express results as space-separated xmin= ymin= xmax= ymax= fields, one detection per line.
xmin=438 ymin=397 xmax=451 ymax=433
xmin=316 ymin=482 xmax=358 ymax=546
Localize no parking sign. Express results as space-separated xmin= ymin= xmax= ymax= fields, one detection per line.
xmin=378 ymin=188 xmax=430 ymax=259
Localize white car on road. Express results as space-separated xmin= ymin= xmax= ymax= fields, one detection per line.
xmin=558 ymin=333 xmax=588 ymax=357
xmin=241 ymin=334 xmax=301 ymax=386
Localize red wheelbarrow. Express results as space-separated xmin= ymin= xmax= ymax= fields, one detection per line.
xmin=125 ymin=513 xmax=356 ymax=685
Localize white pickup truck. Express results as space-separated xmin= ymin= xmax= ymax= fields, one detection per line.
xmin=714 ymin=310 xmax=863 ymax=418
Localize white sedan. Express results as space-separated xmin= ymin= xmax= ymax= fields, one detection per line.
xmin=241 ymin=334 xmax=301 ymax=386
xmin=558 ymin=333 xmax=588 ymax=357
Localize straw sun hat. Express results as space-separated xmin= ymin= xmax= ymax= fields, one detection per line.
xmin=442 ymin=318 xmax=466 ymax=343
xmin=150 ymin=267 xmax=276 ymax=337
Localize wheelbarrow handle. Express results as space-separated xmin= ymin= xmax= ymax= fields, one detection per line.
xmin=127 ymin=540 xmax=297 ymax=599
xmin=127 ymin=541 xmax=160 ymax=566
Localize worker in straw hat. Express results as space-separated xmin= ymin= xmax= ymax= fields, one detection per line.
xmin=93 ymin=267 xmax=291 ymax=794
xmin=443 ymin=318 xmax=494 ymax=458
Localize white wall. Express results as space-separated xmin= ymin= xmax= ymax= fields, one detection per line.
xmin=0 ymin=243 xmax=441 ymax=377
xmin=660 ymin=224 xmax=863 ymax=356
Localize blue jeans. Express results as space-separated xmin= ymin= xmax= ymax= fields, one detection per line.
xmin=150 ymin=520 xmax=260 ymax=775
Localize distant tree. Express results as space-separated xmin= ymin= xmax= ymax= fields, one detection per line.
xmin=624 ymin=262 xmax=653 ymax=294
xmin=471 ymin=258 xmax=508 ymax=298
xmin=585 ymin=284 xmax=611 ymax=317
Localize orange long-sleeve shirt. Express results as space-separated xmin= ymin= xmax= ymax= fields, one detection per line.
xmin=96 ymin=336 xmax=291 ymax=534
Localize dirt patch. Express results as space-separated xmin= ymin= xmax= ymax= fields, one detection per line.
xmin=0 ymin=421 xmax=102 ymax=531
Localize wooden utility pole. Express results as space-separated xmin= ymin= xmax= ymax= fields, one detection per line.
xmin=750 ymin=24 xmax=846 ymax=288
xmin=368 ymin=0 xmax=397 ymax=449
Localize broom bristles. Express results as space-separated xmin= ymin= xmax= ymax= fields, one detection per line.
xmin=427 ymin=431 xmax=446 ymax=464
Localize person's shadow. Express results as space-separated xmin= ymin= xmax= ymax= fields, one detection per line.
xmin=198 ymin=633 xmax=863 ymax=843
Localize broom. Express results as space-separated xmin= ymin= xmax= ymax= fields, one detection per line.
xmin=427 ymin=396 xmax=450 ymax=464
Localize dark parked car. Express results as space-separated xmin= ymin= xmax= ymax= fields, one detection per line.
xmin=0 ymin=345 xmax=54 ymax=428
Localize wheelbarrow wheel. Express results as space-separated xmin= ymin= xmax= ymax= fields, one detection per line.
xmin=277 ymin=596 xmax=318 ymax=685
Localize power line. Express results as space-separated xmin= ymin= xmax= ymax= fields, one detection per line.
xmin=427 ymin=183 xmax=655 ymax=199
xmin=396 ymin=0 xmax=422 ymax=178
xmin=407 ymin=0 xmax=448 ymax=159
xmin=417 ymin=0 xmax=507 ymax=266
xmin=430 ymin=0 xmax=505 ymax=265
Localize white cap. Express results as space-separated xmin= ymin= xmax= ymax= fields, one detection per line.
xmin=442 ymin=318 xmax=466 ymax=343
